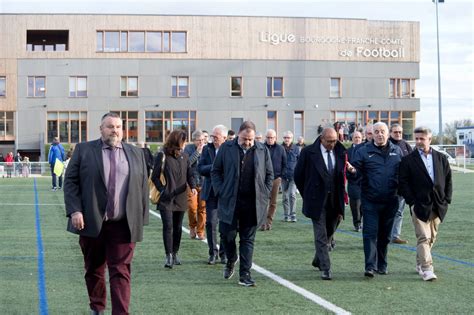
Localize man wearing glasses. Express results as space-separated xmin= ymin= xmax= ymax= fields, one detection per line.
xmin=388 ymin=123 xmax=413 ymax=244
xmin=294 ymin=128 xmax=347 ymax=280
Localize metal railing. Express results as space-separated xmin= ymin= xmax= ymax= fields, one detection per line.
xmin=0 ymin=162 xmax=52 ymax=178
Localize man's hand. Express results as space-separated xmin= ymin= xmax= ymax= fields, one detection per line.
xmin=346 ymin=161 xmax=356 ymax=173
xmin=71 ymin=212 xmax=85 ymax=230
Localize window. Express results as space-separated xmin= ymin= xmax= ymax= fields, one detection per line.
xmin=69 ymin=77 xmax=87 ymax=97
xmin=402 ymin=111 xmax=415 ymax=140
xmin=294 ymin=111 xmax=304 ymax=139
xmin=27 ymin=76 xmax=46 ymax=97
xmin=120 ymin=76 xmax=138 ymax=97
xmin=0 ymin=77 xmax=5 ymax=97
xmin=267 ymin=77 xmax=283 ymax=97
xmin=330 ymin=78 xmax=341 ymax=98
xmin=26 ymin=30 xmax=68 ymax=51
xmin=171 ymin=76 xmax=189 ymax=97
xmin=231 ymin=77 xmax=242 ymax=97
xmin=47 ymin=111 xmax=87 ymax=144
xmin=267 ymin=111 xmax=277 ymax=131
xmin=389 ymin=78 xmax=416 ymax=98
xmin=96 ymin=30 xmax=187 ymax=53
xmin=111 ymin=111 xmax=138 ymax=143
xmin=0 ymin=111 xmax=14 ymax=140
xmin=145 ymin=110 xmax=196 ymax=143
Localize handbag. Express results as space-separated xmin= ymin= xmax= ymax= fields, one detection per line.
xmin=149 ymin=153 xmax=166 ymax=204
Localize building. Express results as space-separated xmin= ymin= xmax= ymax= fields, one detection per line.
xmin=0 ymin=14 xmax=420 ymax=159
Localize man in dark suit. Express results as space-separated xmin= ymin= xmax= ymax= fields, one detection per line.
xmin=211 ymin=121 xmax=273 ymax=287
xmin=64 ymin=112 xmax=149 ymax=315
xmin=198 ymin=124 xmax=228 ymax=265
xmin=294 ymin=128 xmax=346 ymax=280
xmin=399 ymin=126 xmax=452 ymax=281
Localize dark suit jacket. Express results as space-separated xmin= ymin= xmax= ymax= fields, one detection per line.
xmin=211 ymin=139 xmax=274 ymax=226
xmin=294 ymin=137 xmax=346 ymax=220
xmin=198 ymin=143 xmax=217 ymax=201
xmin=64 ymin=139 xmax=149 ymax=242
xmin=399 ymin=148 xmax=452 ymax=222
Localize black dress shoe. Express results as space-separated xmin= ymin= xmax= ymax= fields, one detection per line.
xmin=90 ymin=310 xmax=104 ymax=315
xmin=239 ymin=273 xmax=256 ymax=287
xmin=208 ymin=255 xmax=217 ymax=265
xmin=321 ymin=270 xmax=332 ymax=280
xmin=376 ymin=269 xmax=388 ymax=275
xmin=164 ymin=254 xmax=173 ymax=269
xmin=223 ymin=261 xmax=235 ymax=279
xmin=172 ymin=253 xmax=182 ymax=265
xmin=364 ymin=270 xmax=375 ymax=278
xmin=311 ymin=257 xmax=321 ymax=270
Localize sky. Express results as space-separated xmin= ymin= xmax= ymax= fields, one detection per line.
xmin=1 ymin=0 xmax=473 ymax=133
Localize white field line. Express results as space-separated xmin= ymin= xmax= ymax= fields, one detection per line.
xmin=149 ymin=209 xmax=351 ymax=315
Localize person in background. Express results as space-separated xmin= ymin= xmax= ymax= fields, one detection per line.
xmin=296 ymin=136 xmax=306 ymax=151
xmin=294 ymin=128 xmax=347 ymax=280
xmin=14 ymin=152 xmax=22 ymax=177
xmin=139 ymin=142 xmax=154 ymax=178
xmin=202 ymin=130 xmax=211 ymax=144
xmin=261 ymin=129 xmax=287 ymax=231
xmin=388 ymin=123 xmax=413 ymax=244
xmin=347 ymin=131 xmax=363 ymax=232
xmin=48 ymin=137 xmax=65 ymax=191
xmin=227 ymin=129 xmax=236 ymax=141
xmin=199 ymin=125 xmax=228 ymax=265
xmin=151 ymin=129 xmax=197 ymax=268
xmin=184 ymin=130 xmax=207 ymax=240
xmin=64 ymin=112 xmax=149 ymax=315
xmin=399 ymin=126 xmax=452 ymax=281
xmin=346 ymin=122 xmax=402 ymax=278
xmin=255 ymin=132 xmax=264 ymax=143
xmin=22 ymin=156 xmax=31 ymax=178
xmin=281 ymin=130 xmax=300 ymax=222
xmin=211 ymin=121 xmax=273 ymax=286
xmin=5 ymin=152 xmax=14 ymax=178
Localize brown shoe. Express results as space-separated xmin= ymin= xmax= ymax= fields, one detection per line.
xmin=197 ymin=233 xmax=205 ymax=240
xmin=190 ymin=228 xmax=197 ymax=239
xmin=392 ymin=238 xmax=408 ymax=244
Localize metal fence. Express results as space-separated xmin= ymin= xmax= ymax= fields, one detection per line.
xmin=0 ymin=162 xmax=52 ymax=178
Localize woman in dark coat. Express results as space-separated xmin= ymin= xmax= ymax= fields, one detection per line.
xmin=151 ymin=130 xmax=197 ymax=268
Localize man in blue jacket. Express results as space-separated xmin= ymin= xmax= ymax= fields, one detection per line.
xmin=346 ymin=122 xmax=402 ymax=277
xmin=48 ymin=136 xmax=65 ymax=191
xmin=281 ymin=130 xmax=300 ymax=222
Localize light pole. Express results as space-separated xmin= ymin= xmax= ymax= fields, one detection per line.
xmin=434 ymin=0 xmax=444 ymax=144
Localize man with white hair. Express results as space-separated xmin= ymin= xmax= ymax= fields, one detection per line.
xmin=281 ymin=130 xmax=300 ymax=222
xmin=346 ymin=122 xmax=403 ymax=278
xmin=199 ymin=125 xmax=228 ymax=264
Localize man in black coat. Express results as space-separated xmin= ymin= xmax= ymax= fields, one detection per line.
xmin=294 ymin=128 xmax=346 ymax=280
xmin=399 ymin=126 xmax=452 ymax=281
xmin=64 ymin=113 xmax=149 ymax=314
xmin=347 ymin=131 xmax=363 ymax=232
xmin=388 ymin=123 xmax=413 ymax=244
xmin=211 ymin=121 xmax=273 ymax=287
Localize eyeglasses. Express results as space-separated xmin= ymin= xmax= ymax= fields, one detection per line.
xmin=392 ymin=131 xmax=402 ymax=134
xmin=283 ymin=137 xmax=291 ymax=139
xmin=266 ymin=136 xmax=276 ymax=139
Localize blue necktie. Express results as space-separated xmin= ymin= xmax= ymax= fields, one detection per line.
xmin=327 ymin=150 xmax=334 ymax=175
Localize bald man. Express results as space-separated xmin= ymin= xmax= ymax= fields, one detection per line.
xmin=294 ymin=128 xmax=347 ymax=280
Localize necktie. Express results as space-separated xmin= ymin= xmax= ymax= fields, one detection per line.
xmin=106 ymin=147 xmax=117 ymax=219
xmin=327 ymin=150 xmax=334 ymax=175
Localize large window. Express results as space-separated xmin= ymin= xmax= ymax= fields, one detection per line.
xmin=145 ymin=110 xmax=196 ymax=143
xmin=171 ymin=76 xmax=189 ymax=97
xmin=47 ymin=111 xmax=87 ymax=144
xmin=330 ymin=78 xmax=341 ymax=98
xmin=27 ymin=76 xmax=46 ymax=97
xmin=0 ymin=111 xmax=14 ymax=140
xmin=69 ymin=76 xmax=87 ymax=97
xmin=26 ymin=30 xmax=68 ymax=51
xmin=96 ymin=30 xmax=187 ymax=53
xmin=267 ymin=111 xmax=277 ymax=131
xmin=231 ymin=77 xmax=242 ymax=97
xmin=294 ymin=111 xmax=304 ymax=139
xmin=389 ymin=78 xmax=416 ymax=98
xmin=111 ymin=111 xmax=138 ymax=143
xmin=267 ymin=77 xmax=283 ymax=97
xmin=120 ymin=76 xmax=138 ymax=97
xmin=0 ymin=77 xmax=5 ymax=97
